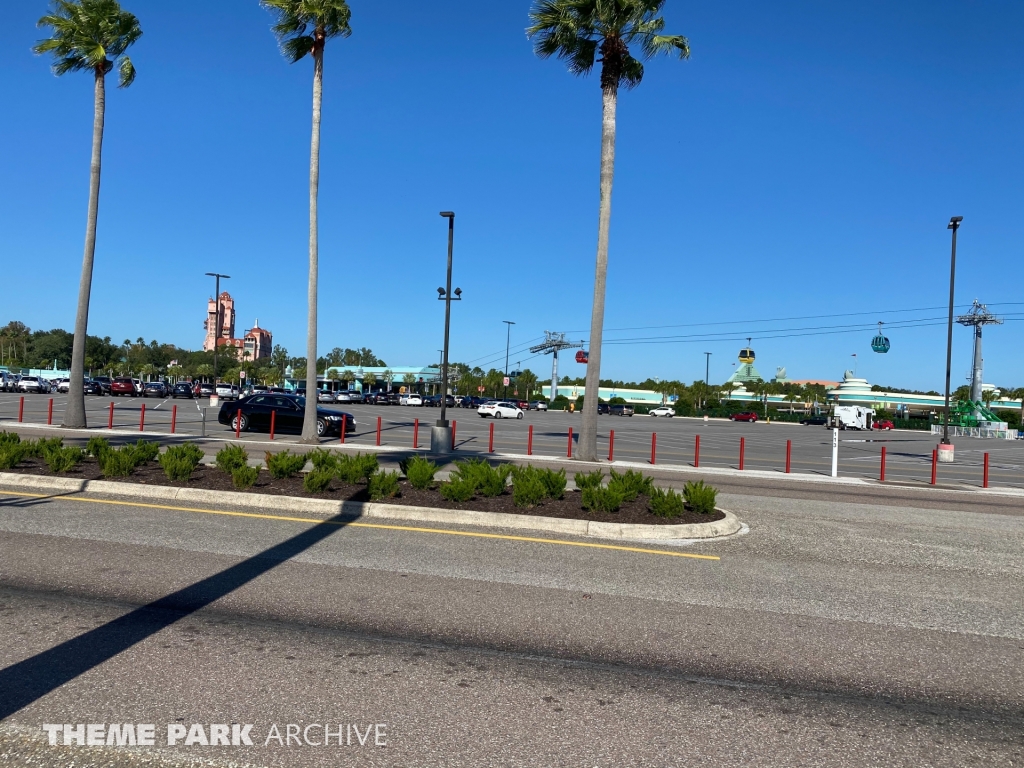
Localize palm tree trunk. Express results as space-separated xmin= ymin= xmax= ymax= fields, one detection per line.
xmin=578 ymin=84 xmax=617 ymax=461
xmin=62 ymin=70 xmax=106 ymax=429
xmin=300 ymin=41 xmax=324 ymax=443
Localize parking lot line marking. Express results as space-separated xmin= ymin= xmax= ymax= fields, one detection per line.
xmin=0 ymin=490 xmax=720 ymax=560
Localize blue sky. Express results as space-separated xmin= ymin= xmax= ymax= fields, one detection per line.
xmin=2 ymin=0 xmax=1022 ymax=390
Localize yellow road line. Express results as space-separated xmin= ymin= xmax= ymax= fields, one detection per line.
xmin=0 ymin=490 xmax=719 ymax=561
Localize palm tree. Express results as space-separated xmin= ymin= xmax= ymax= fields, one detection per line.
xmin=34 ymin=0 xmax=141 ymax=428
xmin=528 ymin=0 xmax=688 ymax=460
xmin=263 ymin=0 xmax=351 ymax=442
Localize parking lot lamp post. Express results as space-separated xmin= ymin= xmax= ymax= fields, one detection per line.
xmin=205 ymin=272 xmax=230 ymax=382
xmin=704 ymin=352 xmax=711 ymax=410
xmin=502 ymin=320 xmax=515 ymax=399
xmin=941 ymin=216 xmax=962 ymax=450
xmin=434 ymin=212 xmax=461 ymax=451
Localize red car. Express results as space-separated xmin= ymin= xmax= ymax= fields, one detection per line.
xmin=110 ymin=377 xmax=137 ymax=396
xmin=873 ymin=419 xmax=894 ymax=430
xmin=729 ymin=411 xmax=758 ymax=422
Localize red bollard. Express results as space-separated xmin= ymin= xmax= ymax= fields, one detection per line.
xmin=171 ymin=405 xmax=177 ymax=434
xmin=47 ymin=398 xmax=53 ymax=425
xmin=785 ymin=439 xmax=792 ymax=474
xmin=140 ymin=402 xmax=146 ymax=432
xmin=340 ymin=414 xmax=346 ymax=443
xmin=376 ymin=416 xmax=381 ymax=447
xmin=650 ymin=432 xmax=657 ymax=465
xmin=739 ymin=437 xmax=745 ymax=470
xmin=608 ymin=429 xmax=615 ymax=462
xmin=567 ymin=427 xmax=573 ymax=458
xmin=931 ymin=449 xmax=937 ymax=485
xmin=269 ymin=409 xmax=276 ymax=440
xmin=488 ymin=421 xmax=494 ymax=453
xmin=880 ymin=446 xmax=886 ymax=482
xmin=413 ymin=418 xmax=419 ymax=449
xmin=694 ymin=434 xmax=700 ymax=467
xmin=451 ymin=420 xmax=456 ymax=450
xmin=528 ymin=424 xmax=534 ymax=455
xmin=108 ymin=401 xmax=114 ymax=429
xmin=18 ymin=396 xmax=24 ymax=423
xmin=983 ymin=452 xmax=989 ymax=488
xmin=233 ymin=407 xmax=239 ymax=438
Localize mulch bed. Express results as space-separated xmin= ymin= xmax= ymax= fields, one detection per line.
xmin=2 ymin=457 xmax=724 ymax=527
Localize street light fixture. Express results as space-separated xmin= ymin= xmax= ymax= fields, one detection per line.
xmin=433 ymin=211 xmax=461 ymax=452
xmin=940 ymin=216 xmax=963 ymax=458
xmin=502 ymin=320 xmax=515 ymax=399
xmin=205 ymin=272 xmax=230 ymax=382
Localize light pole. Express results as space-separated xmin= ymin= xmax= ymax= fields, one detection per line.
xmin=941 ymin=216 xmax=962 ymax=458
xmin=502 ymin=320 xmax=515 ymax=399
xmin=433 ymin=212 xmax=461 ymax=452
xmin=205 ymin=272 xmax=230 ymax=382
xmin=704 ymin=352 xmax=711 ymax=409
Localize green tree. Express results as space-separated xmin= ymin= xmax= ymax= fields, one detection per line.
xmin=35 ymin=0 xmax=141 ymax=427
xmin=528 ymin=0 xmax=688 ymax=460
xmin=263 ymin=0 xmax=351 ymax=442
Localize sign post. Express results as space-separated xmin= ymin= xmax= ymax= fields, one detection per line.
xmin=831 ymin=428 xmax=839 ymax=477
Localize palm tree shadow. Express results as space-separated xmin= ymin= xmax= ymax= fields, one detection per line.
xmin=0 ymin=509 xmax=357 ymax=719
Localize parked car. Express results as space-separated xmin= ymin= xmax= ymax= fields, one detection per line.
xmin=528 ymin=400 xmax=548 ymax=411
xmin=610 ymin=404 xmax=634 ymax=417
xmin=218 ymin=394 xmax=354 ymax=437
xmin=171 ymin=382 xmax=194 ymax=399
xmin=16 ymin=376 xmax=48 ymax=394
xmin=334 ymin=391 xmax=356 ymax=403
xmin=131 ymin=379 xmax=143 ymax=395
xmin=406 ymin=394 xmax=424 ymax=406
xmin=249 ymin=385 xmax=269 ymax=397
xmin=0 ymin=372 xmax=16 ymax=392
xmin=649 ymin=406 xmax=675 ymax=417
xmin=144 ymin=381 xmax=169 ymax=398
xmin=55 ymin=379 xmax=71 ymax=393
xmin=194 ymin=382 xmax=216 ymax=398
xmin=800 ymin=415 xmax=828 ymax=426
xmin=317 ymin=390 xmax=336 ymax=403
xmin=462 ymin=396 xmax=488 ymax=409
xmin=873 ymin=419 xmax=895 ymax=431
xmin=477 ymin=401 xmax=524 ymax=419
xmin=110 ymin=377 xmax=138 ymax=396
xmin=597 ymin=403 xmax=610 ymax=414
xmin=92 ymin=376 xmax=112 ymax=395
xmin=83 ymin=380 xmax=102 ymax=396
xmin=215 ymin=383 xmax=240 ymax=400
xmin=730 ymin=411 xmax=758 ymax=422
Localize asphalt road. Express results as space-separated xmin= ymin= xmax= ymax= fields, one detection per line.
xmin=0 ymin=484 xmax=1021 ymax=766
xmin=3 ymin=391 xmax=1023 ymax=490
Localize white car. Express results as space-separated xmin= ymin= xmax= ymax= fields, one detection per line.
xmin=17 ymin=376 xmax=48 ymax=394
xmin=649 ymin=406 xmax=676 ymax=417
xmin=404 ymin=394 xmax=423 ymax=406
xmin=478 ymin=401 xmax=524 ymax=419
xmin=215 ymin=383 xmax=239 ymax=400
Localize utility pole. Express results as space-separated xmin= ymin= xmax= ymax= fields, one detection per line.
xmin=502 ymin=320 xmax=515 ymax=399
xmin=433 ymin=212 xmax=461 ymax=453
xmin=940 ymin=217 xmax=962 ymax=459
xmin=704 ymin=352 xmax=711 ymax=409
xmin=956 ymin=300 xmax=1002 ymax=408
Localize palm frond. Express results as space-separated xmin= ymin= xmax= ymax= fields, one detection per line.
xmin=34 ymin=0 xmax=142 ymax=80
xmin=261 ymin=0 xmax=352 ymax=64
xmin=618 ymin=54 xmax=644 ymax=89
xmin=117 ymin=55 xmax=135 ymax=87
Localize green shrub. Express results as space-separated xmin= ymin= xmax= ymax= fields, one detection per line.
xmin=512 ymin=470 xmax=546 ymax=508
xmin=159 ymin=444 xmax=203 ymax=482
xmin=581 ymin=485 xmax=624 ymax=513
xmin=439 ymin=476 xmax=476 ymax=502
xmin=216 ymin=444 xmax=249 ymax=474
xmin=538 ymin=467 xmax=566 ymax=500
xmin=26 ymin=437 xmax=64 ymax=460
xmin=86 ymin=435 xmax=111 ymax=460
xmin=608 ymin=469 xmax=653 ymax=502
xmin=334 ymin=452 xmax=379 ymax=484
xmin=45 ymin=446 xmax=85 ymax=474
xmin=303 ymin=468 xmax=334 ymax=494
xmin=368 ymin=470 xmax=400 ymax=501
xmin=649 ymin=487 xmax=685 ymax=518
xmin=0 ymin=432 xmax=21 ymax=448
xmin=127 ymin=439 xmax=159 ymax=465
xmin=450 ymin=458 xmax=509 ymax=497
xmin=266 ymin=450 xmax=306 ymax=479
xmin=400 ymin=455 xmax=439 ymax=489
xmin=308 ymin=448 xmax=338 ymax=474
xmin=574 ymin=470 xmax=604 ymax=492
xmin=232 ymin=465 xmax=259 ymax=489
xmin=100 ymin=447 xmax=137 ymax=478
xmin=358 ymin=452 xmax=379 ymax=479
xmin=0 ymin=444 xmax=25 ymax=470
xmin=683 ymin=480 xmax=718 ymax=515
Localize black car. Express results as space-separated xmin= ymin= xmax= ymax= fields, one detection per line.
xmin=143 ymin=381 xmax=169 ymax=398
xmin=597 ymin=403 xmax=610 ymax=414
xmin=83 ymin=380 xmax=102 ymax=395
xmin=800 ymin=415 xmax=828 ymax=426
xmin=92 ymin=376 xmax=112 ymax=395
xmin=171 ymin=382 xmax=194 ymax=399
xmin=218 ymin=394 xmax=355 ymax=437
xmin=461 ymin=396 xmax=487 ymax=409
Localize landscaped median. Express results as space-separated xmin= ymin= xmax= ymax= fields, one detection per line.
xmin=0 ymin=433 xmax=742 ymax=541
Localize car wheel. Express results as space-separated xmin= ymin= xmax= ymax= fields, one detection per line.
xmin=494 ymin=412 xmax=502 ymax=419
xmin=232 ymin=413 xmax=248 ymax=432
xmin=316 ymin=418 xmax=327 ymax=437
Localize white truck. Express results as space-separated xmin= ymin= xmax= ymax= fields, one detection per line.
xmin=831 ymin=405 xmax=875 ymax=430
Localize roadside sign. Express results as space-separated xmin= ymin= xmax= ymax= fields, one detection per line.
xmin=240 ymin=371 xmax=246 ymax=379
xmin=503 ymin=376 xmax=510 ymax=386
xmin=477 ymin=386 xmax=485 ymax=392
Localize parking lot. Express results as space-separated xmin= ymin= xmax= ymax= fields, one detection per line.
xmin=2 ymin=389 xmax=1022 ymax=490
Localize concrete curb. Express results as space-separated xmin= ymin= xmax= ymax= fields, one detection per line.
xmin=0 ymin=472 xmax=741 ymax=542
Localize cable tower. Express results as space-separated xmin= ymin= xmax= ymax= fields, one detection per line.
xmin=956 ymin=300 xmax=1002 ymax=403
xmin=529 ymin=331 xmax=584 ymax=403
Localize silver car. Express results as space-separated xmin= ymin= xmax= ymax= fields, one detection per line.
xmin=17 ymin=376 xmax=48 ymax=394
xmin=317 ymin=390 xmax=336 ymax=403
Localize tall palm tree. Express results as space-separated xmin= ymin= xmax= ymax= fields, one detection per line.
xmin=528 ymin=0 xmax=688 ymax=461
xmin=263 ymin=0 xmax=351 ymax=442
xmin=34 ymin=0 xmax=141 ymax=429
